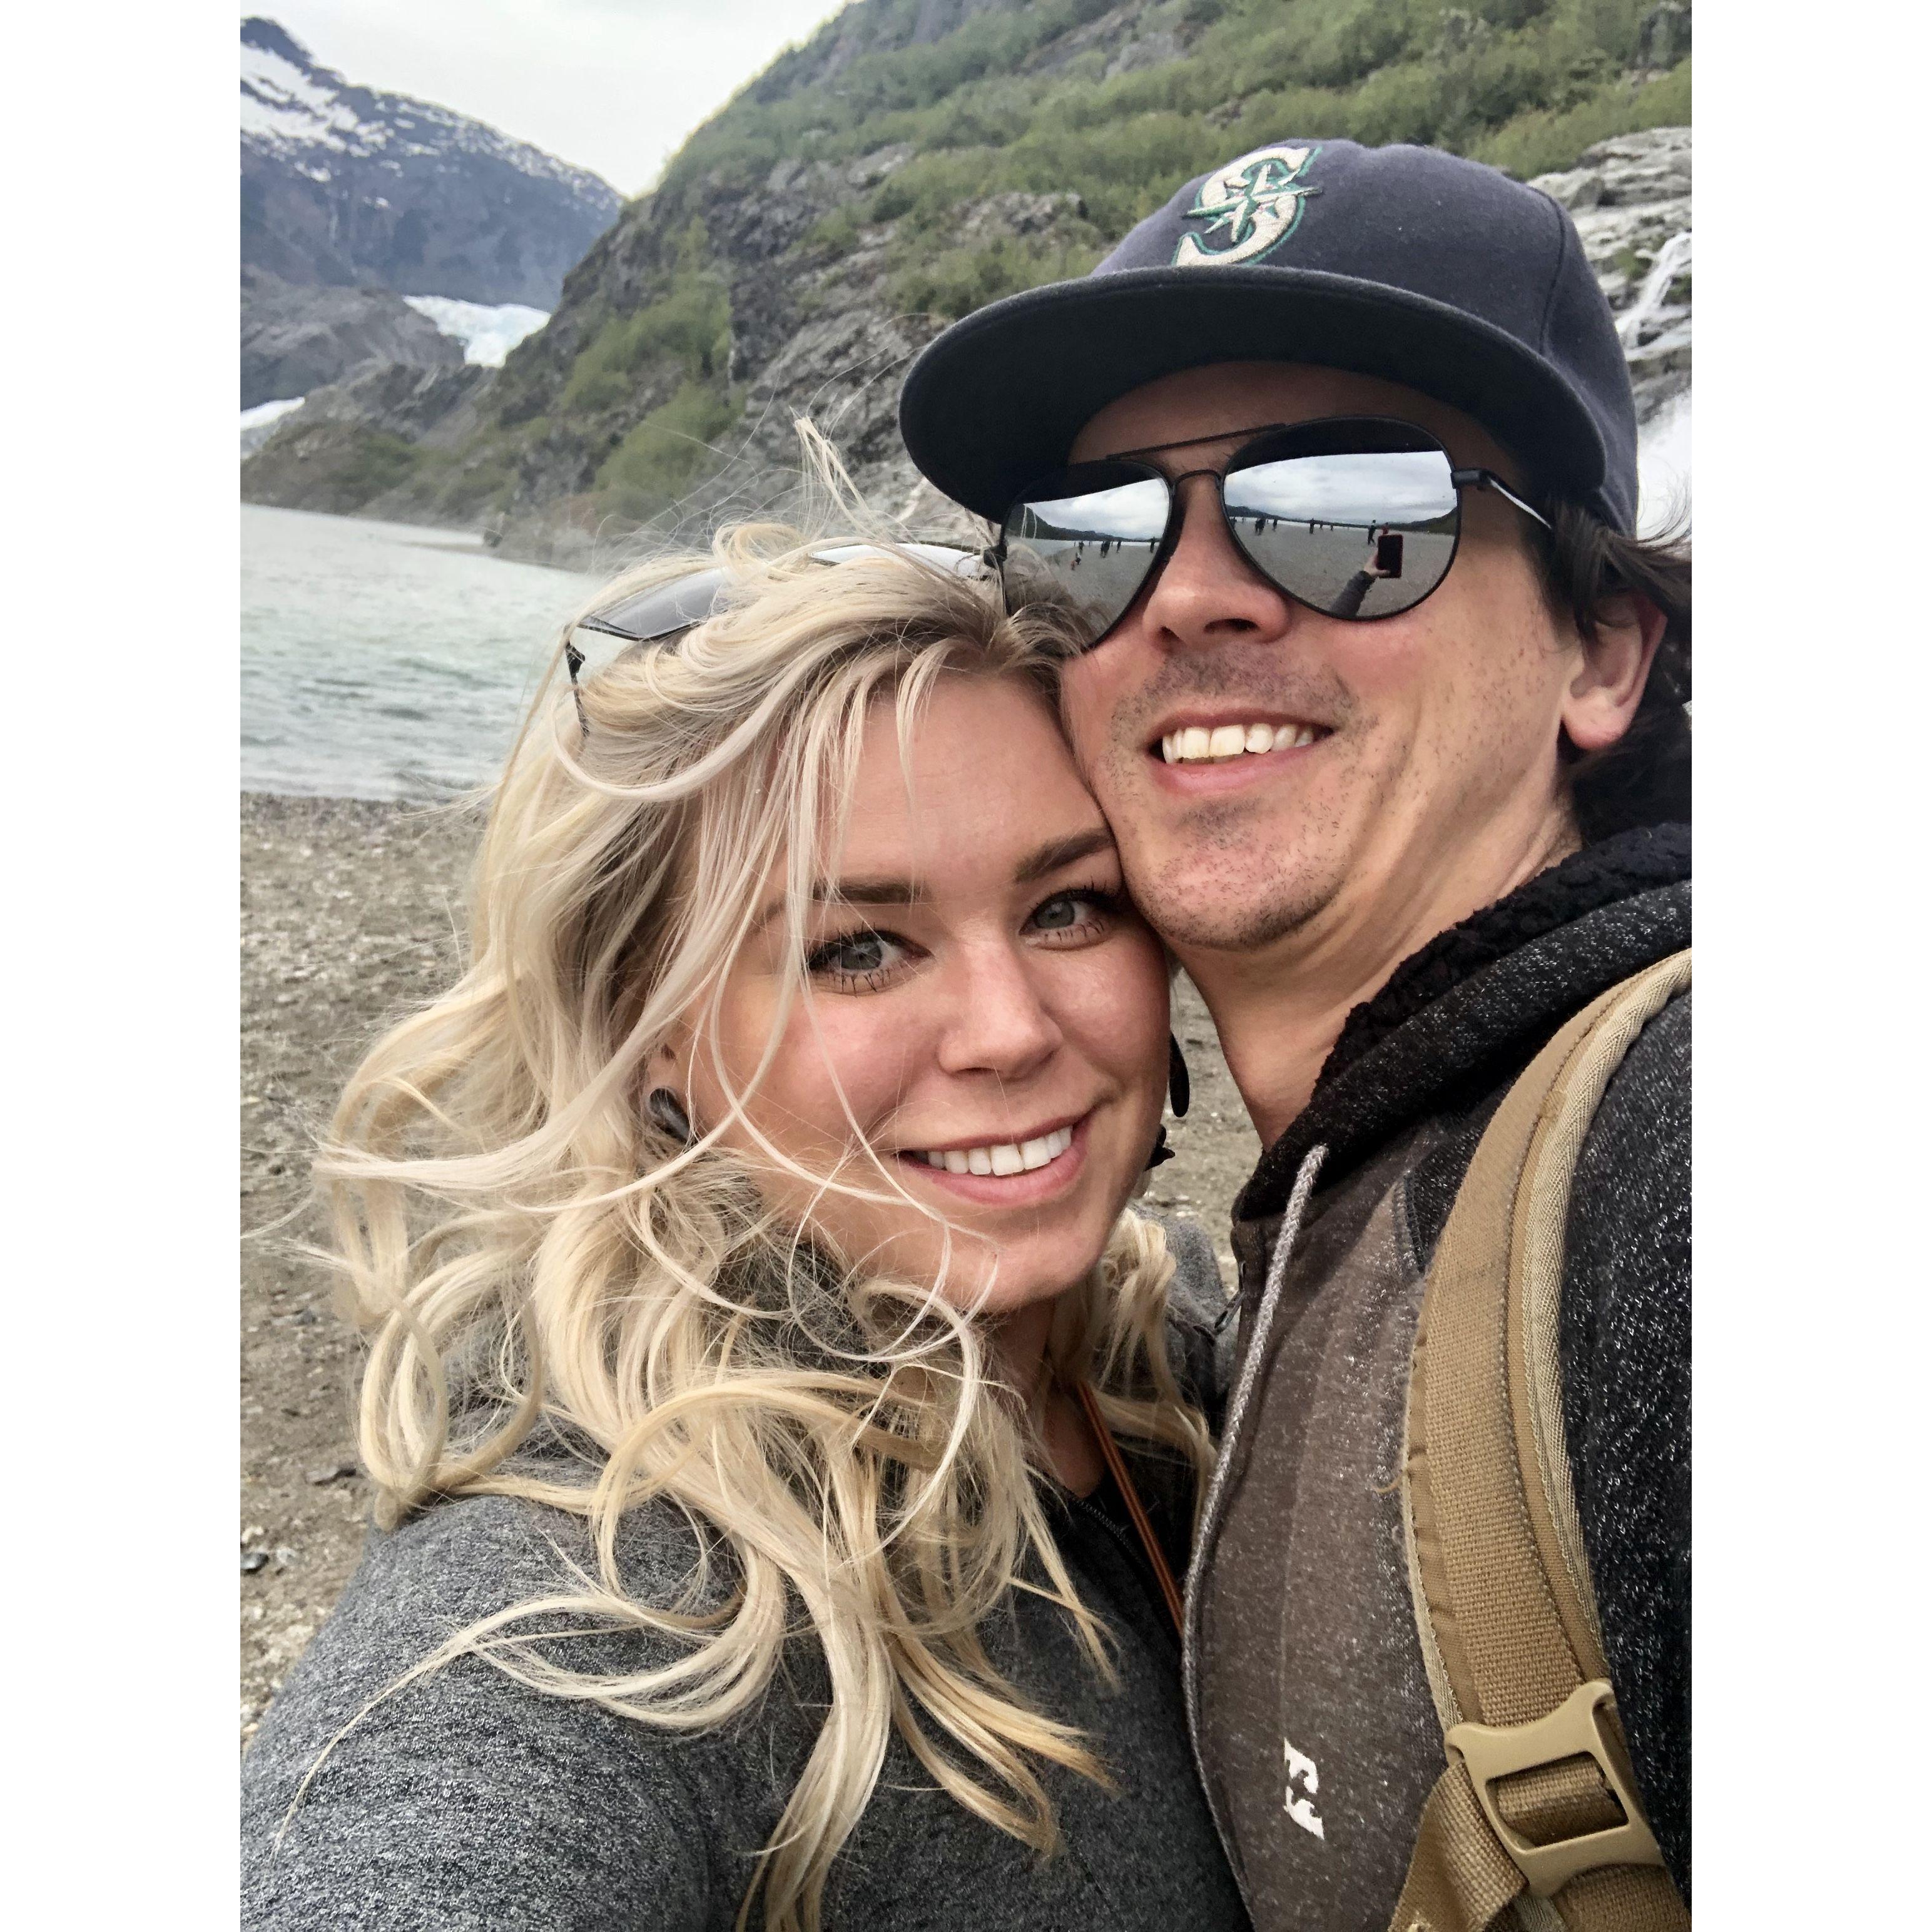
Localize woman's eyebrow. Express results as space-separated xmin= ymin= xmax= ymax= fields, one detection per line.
xmin=826 ymin=828 xmax=1115 ymax=901
xmin=813 ymin=877 xmax=923 ymax=906
xmin=758 ymin=826 xmax=1117 ymax=931
xmin=751 ymin=876 xmax=920 ymax=933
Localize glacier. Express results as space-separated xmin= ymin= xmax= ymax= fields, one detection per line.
xmin=402 ymin=297 xmax=550 ymax=367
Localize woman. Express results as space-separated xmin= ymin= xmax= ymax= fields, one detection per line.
xmin=240 ymin=530 xmax=1247 ymax=1931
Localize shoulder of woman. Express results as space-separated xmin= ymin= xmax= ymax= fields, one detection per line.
xmin=240 ymin=1487 xmax=776 ymax=1932
xmin=370 ymin=1471 xmax=719 ymax=1614
xmin=1135 ymin=1208 xmax=1232 ymax=1333
xmin=1123 ymin=1209 xmax=1234 ymax=1412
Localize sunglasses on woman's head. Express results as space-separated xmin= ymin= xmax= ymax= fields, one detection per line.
xmin=564 ymin=543 xmax=987 ymax=728
xmin=574 ymin=542 xmax=987 ymax=654
xmin=992 ymin=415 xmax=1550 ymax=650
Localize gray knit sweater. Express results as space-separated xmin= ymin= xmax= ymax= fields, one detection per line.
xmin=240 ymin=1224 xmax=1248 ymax=1931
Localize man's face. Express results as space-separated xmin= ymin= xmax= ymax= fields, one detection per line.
xmin=1057 ymin=361 xmax=1590 ymax=959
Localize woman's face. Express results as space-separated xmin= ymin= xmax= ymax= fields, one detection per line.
xmin=683 ymin=671 xmax=1171 ymax=1318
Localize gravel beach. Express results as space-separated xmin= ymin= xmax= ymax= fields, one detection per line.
xmin=240 ymin=791 xmax=1260 ymax=1742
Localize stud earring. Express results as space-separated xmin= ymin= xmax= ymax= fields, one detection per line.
xmin=646 ymin=1087 xmax=694 ymax=1145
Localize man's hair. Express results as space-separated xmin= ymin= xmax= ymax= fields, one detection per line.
xmin=1539 ymin=504 xmax=1691 ymax=840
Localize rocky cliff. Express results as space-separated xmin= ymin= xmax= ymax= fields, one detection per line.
xmin=241 ymin=267 xmax=462 ymax=410
xmin=243 ymin=0 xmax=1692 ymax=557
xmin=241 ymin=17 xmax=621 ymax=309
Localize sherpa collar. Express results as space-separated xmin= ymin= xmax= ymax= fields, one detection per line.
xmin=1231 ymin=823 xmax=1691 ymax=1226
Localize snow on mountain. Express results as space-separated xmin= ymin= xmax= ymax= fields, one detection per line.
xmin=240 ymin=27 xmax=609 ymax=193
xmin=240 ymin=17 xmax=620 ymax=309
xmin=240 ymin=37 xmax=363 ymax=154
xmin=402 ymin=298 xmax=551 ymax=369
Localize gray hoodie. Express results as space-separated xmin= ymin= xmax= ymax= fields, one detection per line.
xmin=240 ymin=1223 xmax=1248 ymax=1931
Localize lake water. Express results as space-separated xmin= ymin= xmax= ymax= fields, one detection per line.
xmin=242 ymin=505 xmax=600 ymax=800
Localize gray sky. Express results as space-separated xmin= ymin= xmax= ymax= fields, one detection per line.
xmin=258 ymin=1 xmax=850 ymax=196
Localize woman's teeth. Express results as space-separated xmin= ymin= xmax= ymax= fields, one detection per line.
xmin=916 ymin=1124 xmax=1074 ymax=1176
xmin=1161 ymin=722 xmax=1318 ymax=763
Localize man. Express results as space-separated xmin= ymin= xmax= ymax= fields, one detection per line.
xmin=900 ymin=138 xmax=1689 ymax=1929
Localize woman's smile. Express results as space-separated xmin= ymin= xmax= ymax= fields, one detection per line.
xmin=895 ymin=1109 xmax=1090 ymax=1204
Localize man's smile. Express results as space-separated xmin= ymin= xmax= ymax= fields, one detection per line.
xmin=1154 ymin=716 xmax=1331 ymax=764
xmin=1137 ymin=708 xmax=1336 ymax=795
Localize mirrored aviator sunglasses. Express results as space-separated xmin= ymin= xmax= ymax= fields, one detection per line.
xmin=993 ymin=414 xmax=1551 ymax=651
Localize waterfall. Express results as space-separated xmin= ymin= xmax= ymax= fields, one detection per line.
xmin=1637 ymin=391 xmax=1691 ymax=537
xmin=1619 ymin=229 xmax=1692 ymax=350
xmin=1620 ymin=228 xmax=1692 ymax=533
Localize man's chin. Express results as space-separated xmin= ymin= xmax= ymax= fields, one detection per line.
xmin=1126 ymin=840 xmax=1336 ymax=956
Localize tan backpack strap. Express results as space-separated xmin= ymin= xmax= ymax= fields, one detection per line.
xmin=1391 ymin=950 xmax=1690 ymax=1932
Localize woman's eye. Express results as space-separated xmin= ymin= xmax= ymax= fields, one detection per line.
xmin=1026 ymin=888 xmax=1118 ymax=943
xmin=806 ymin=928 xmax=910 ymax=989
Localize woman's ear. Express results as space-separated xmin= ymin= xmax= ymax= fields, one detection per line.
xmin=638 ymin=1036 xmax=684 ymax=1112
xmin=1561 ymin=591 xmax=1666 ymax=755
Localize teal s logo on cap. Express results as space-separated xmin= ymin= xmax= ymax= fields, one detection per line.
xmin=1173 ymin=144 xmax=1321 ymax=267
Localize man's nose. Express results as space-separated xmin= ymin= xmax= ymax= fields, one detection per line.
xmin=1137 ymin=472 xmax=1296 ymax=651
xmin=934 ymin=945 xmax=1062 ymax=1080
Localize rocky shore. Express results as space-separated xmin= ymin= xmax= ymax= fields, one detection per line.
xmin=240 ymin=791 xmax=1258 ymax=1742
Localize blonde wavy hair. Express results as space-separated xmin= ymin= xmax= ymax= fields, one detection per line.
xmin=315 ymin=524 xmax=1213 ymax=1931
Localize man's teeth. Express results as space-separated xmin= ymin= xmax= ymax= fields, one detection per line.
xmin=1160 ymin=722 xmax=1318 ymax=763
xmin=917 ymin=1124 xmax=1075 ymax=1176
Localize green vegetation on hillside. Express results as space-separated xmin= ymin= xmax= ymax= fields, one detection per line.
xmin=240 ymin=422 xmax=432 ymax=517
xmin=298 ymin=0 xmax=1687 ymax=538
xmin=561 ymin=224 xmax=735 ymax=414
xmin=595 ymin=379 xmax=745 ymax=522
xmin=666 ymin=0 xmax=1688 ymax=319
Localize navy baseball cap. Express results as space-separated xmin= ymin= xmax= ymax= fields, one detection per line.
xmin=898 ymin=139 xmax=1639 ymax=534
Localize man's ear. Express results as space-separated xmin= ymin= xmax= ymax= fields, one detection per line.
xmin=1561 ymin=591 xmax=1665 ymax=753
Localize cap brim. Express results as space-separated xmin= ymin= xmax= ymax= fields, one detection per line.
xmin=898 ymin=265 xmax=1615 ymax=524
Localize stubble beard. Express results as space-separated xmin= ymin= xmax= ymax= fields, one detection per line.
xmin=1087 ymin=659 xmax=1363 ymax=955
xmin=1118 ymin=795 xmax=1348 ymax=953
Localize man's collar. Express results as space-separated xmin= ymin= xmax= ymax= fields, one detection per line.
xmin=1233 ymin=823 xmax=1691 ymax=1224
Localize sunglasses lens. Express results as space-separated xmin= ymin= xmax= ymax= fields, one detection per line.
xmin=1000 ymin=465 xmax=1169 ymax=647
xmin=1223 ymin=432 xmax=1458 ymax=619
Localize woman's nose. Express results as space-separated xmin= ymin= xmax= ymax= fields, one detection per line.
xmin=1139 ymin=472 xmax=1296 ymax=651
xmin=933 ymin=945 xmax=1062 ymax=1079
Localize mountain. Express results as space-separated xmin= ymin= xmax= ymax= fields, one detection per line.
xmin=240 ymin=265 xmax=462 ymax=410
xmin=242 ymin=0 xmax=1690 ymax=554
xmin=240 ymin=17 xmax=621 ymax=308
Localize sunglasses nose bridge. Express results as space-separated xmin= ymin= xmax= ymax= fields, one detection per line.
xmin=1164 ymin=464 xmax=1229 ymax=534
xmin=1141 ymin=470 xmax=1299 ymax=645
xmin=1145 ymin=466 xmax=1238 ymax=587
